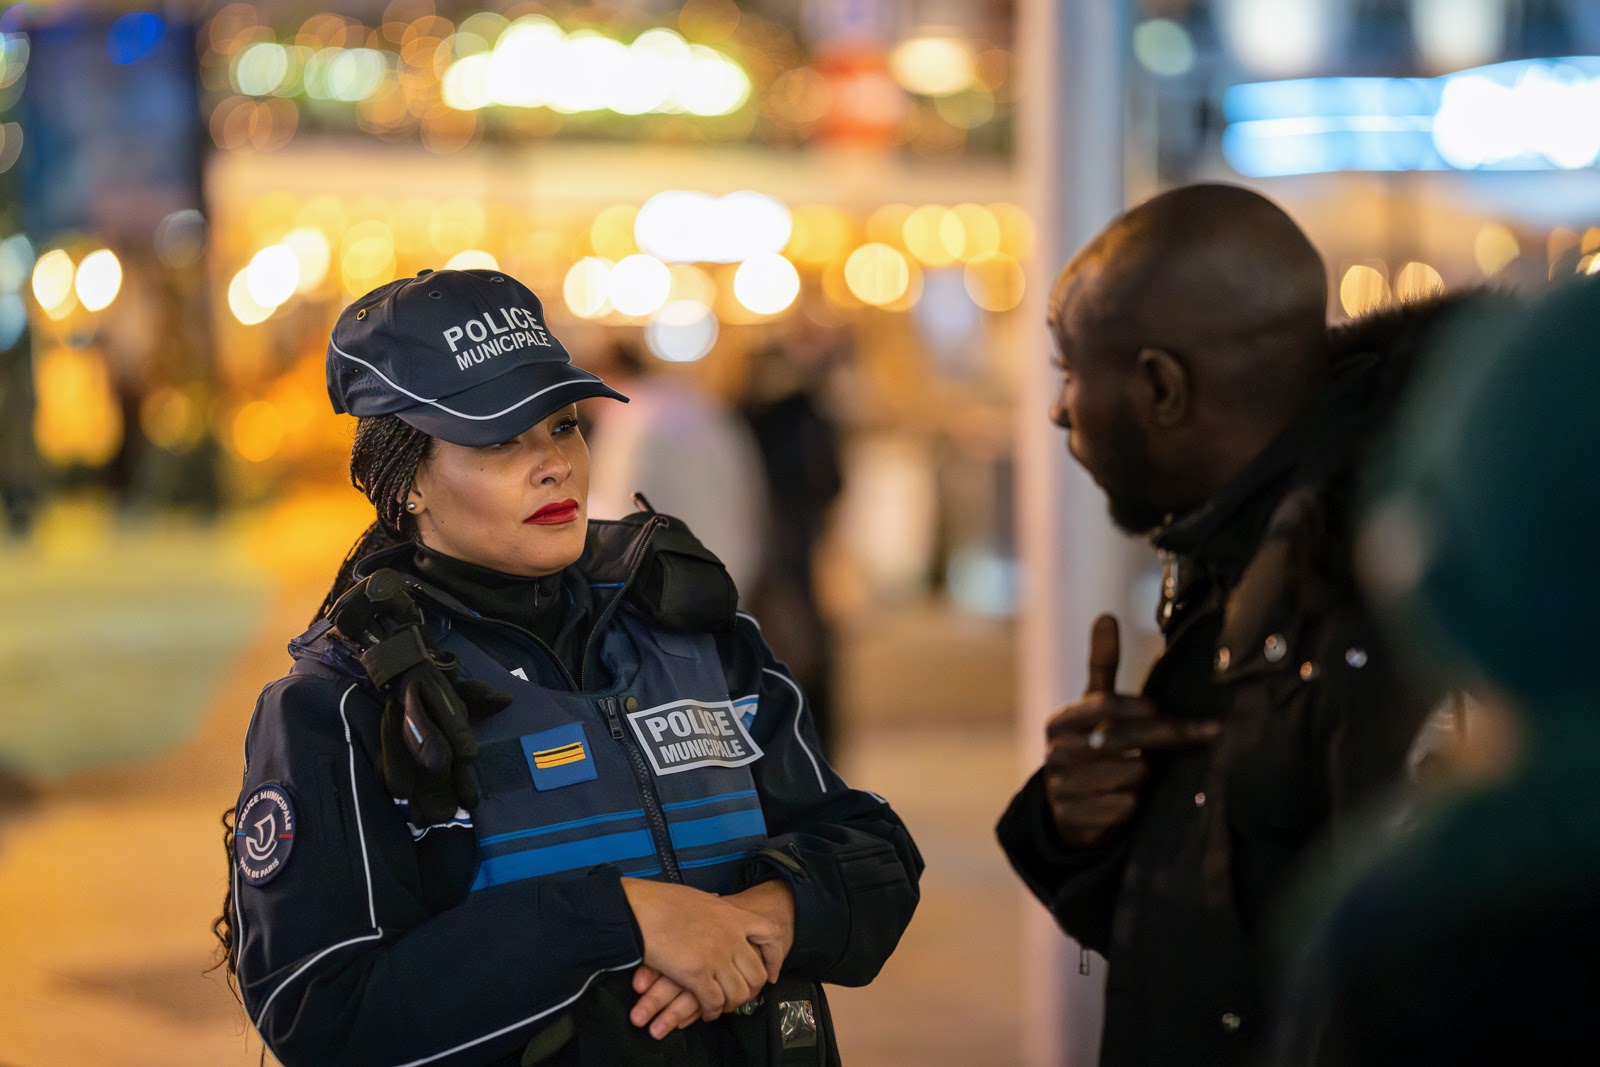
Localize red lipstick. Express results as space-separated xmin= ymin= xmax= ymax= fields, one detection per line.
xmin=525 ymin=499 xmax=580 ymax=526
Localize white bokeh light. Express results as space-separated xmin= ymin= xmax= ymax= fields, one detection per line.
xmin=889 ymin=35 xmax=977 ymax=96
xmin=733 ymin=254 xmax=801 ymax=315
xmin=646 ymin=300 xmax=719 ymax=362
xmin=229 ymin=269 xmax=274 ymax=325
xmin=442 ymin=54 xmax=492 ymax=110
xmin=487 ymin=18 xmax=562 ymax=107
xmin=564 ymin=257 xmax=613 ymax=319
xmin=1133 ymin=19 xmax=1197 ymax=78
xmin=245 ymin=244 xmax=300 ymax=309
xmin=234 ymin=42 xmax=291 ymax=96
xmin=674 ymin=45 xmax=751 ymax=116
xmin=30 ymin=249 xmax=75 ymax=315
xmin=328 ymin=48 xmax=386 ymax=102
xmin=282 ymin=228 xmax=330 ymax=293
xmin=608 ymin=254 xmax=672 ymax=317
xmin=636 ymin=191 xmax=791 ymax=264
xmin=550 ymin=32 xmax=627 ymax=114
xmin=444 ymin=249 xmax=500 ymax=271
xmin=74 ymin=249 xmax=122 ymax=312
xmin=0 ymin=233 xmax=35 ymax=293
xmin=1410 ymin=0 xmax=1506 ymax=73
xmin=610 ymin=29 xmax=683 ymax=115
xmin=1216 ymin=0 xmax=1342 ymax=77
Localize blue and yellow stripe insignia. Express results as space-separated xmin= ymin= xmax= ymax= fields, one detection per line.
xmin=532 ymin=741 xmax=587 ymax=769
xmin=520 ymin=723 xmax=599 ymax=791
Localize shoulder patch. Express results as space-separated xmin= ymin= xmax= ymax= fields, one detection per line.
xmin=236 ymin=782 xmax=298 ymax=887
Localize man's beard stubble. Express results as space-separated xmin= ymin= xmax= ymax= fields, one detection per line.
xmin=1099 ymin=404 xmax=1168 ymax=536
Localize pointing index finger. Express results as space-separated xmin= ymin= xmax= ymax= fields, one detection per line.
xmin=1085 ymin=614 xmax=1120 ymax=696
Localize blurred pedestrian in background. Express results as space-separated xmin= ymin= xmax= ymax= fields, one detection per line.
xmin=585 ymin=339 xmax=768 ymax=598
xmin=997 ymin=184 xmax=1490 ymax=1065
xmin=0 ymin=327 xmax=40 ymax=537
xmin=219 ymin=269 xmax=922 ymax=1066
xmin=739 ymin=337 xmax=845 ymax=758
xmin=1274 ymin=277 xmax=1600 ymax=1066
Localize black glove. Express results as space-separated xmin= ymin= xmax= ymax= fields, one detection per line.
xmin=329 ymin=569 xmax=511 ymax=825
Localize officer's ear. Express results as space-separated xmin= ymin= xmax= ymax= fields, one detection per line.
xmin=403 ymin=458 xmax=433 ymax=518
xmin=1131 ymin=347 xmax=1188 ymax=429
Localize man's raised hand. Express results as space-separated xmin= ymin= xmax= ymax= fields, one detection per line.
xmin=1043 ymin=614 xmax=1220 ymax=847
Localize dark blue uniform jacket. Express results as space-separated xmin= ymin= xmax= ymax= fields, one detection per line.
xmin=230 ymin=520 xmax=923 ymax=1066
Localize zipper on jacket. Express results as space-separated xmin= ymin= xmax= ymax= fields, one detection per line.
xmin=603 ymin=695 xmax=683 ymax=884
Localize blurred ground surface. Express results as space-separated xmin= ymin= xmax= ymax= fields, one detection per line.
xmin=0 ymin=494 xmax=1025 ymax=1066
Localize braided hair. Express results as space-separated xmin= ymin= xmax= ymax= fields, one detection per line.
xmin=312 ymin=414 xmax=435 ymax=623
xmin=214 ymin=413 xmax=433 ymax=988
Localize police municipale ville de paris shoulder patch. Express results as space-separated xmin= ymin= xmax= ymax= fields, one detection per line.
xmin=236 ymin=782 xmax=297 ymax=886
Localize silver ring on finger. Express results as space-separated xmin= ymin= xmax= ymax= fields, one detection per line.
xmin=1086 ymin=723 xmax=1109 ymax=751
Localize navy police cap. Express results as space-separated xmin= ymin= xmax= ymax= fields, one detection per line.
xmin=326 ymin=268 xmax=626 ymax=446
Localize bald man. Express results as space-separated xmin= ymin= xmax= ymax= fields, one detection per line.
xmin=998 ymin=185 xmax=1461 ymax=1065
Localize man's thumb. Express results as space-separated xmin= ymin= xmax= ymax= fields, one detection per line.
xmin=1085 ymin=613 xmax=1120 ymax=695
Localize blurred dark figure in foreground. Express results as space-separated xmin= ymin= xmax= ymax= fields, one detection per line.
xmin=740 ymin=340 xmax=844 ymax=757
xmin=996 ymin=183 xmax=1493 ymax=1065
xmin=1275 ymin=278 xmax=1600 ymax=1066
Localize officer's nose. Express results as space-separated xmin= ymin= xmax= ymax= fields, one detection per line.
xmin=533 ymin=442 xmax=572 ymax=485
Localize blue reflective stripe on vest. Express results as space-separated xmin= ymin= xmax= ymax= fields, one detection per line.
xmin=443 ymin=613 xmax=770 ymax=895
xmin=477 ymin=807 xmax=644 ymax=849
xmin=470 ymin=828 xmax=656 ymax=890
xmin=678 ymin=851 xmax=747 ymax=871
xmin=661 ymin=789 xmax=758 ymax=813
xmin=668 ymin=809 xmax=767 ymax=850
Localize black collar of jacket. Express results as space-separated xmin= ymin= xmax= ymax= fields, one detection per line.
xmin=345 ymin=511 xmax=739 ymax=637
xmin=578 ymin=512 xmax=740 ymax=633
xmin=1153 ymin=287 xmax=1517 ymax=574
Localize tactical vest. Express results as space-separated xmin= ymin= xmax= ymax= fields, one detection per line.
xmin=439 ymin=612 xmax=770 ymax=895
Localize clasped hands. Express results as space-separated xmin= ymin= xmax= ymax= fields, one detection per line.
xmin=619 ymin=877 xmax=795 ymax=1040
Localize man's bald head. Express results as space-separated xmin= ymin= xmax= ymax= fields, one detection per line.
xmin=1046 ymin=185 xmax=1332 ymax=529
xmin=1051 ymin=184 xmax=1327 ymax=372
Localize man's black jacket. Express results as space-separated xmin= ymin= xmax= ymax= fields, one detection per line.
xmin=997 ymin=295 xmax=1504 ymax=1066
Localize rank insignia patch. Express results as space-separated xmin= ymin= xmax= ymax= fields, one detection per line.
xmin=521 ymin=723 xmax=598 ymax=790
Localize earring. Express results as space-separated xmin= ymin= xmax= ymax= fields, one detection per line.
xmin=405 ymin=501 xmax=417 ymax=512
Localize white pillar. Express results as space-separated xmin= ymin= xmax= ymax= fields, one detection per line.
xmin=1014 ymin=1 xmax=1144 ymax=1065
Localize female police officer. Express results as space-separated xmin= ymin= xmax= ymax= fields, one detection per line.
xmin=217 ymin=268 xmax=923 ymax=1066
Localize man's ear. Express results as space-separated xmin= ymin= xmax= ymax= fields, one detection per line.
xmin=1131 ymin=347 xmax=1188 ymax=429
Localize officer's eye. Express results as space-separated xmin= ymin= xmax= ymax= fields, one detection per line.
xmin=552 ymin=417 xmax=580 ymax=437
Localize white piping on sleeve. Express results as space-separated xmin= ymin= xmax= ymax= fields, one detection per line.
xmin=254 ymin=683 xmax=389 ymax=1037
xmin=763 ymin=667 xmax=827 ymax=793
xmin=253 ymin=931 xmax=386 ymax=1032
xmin=338 ymin=683 xmax=379 ymax=927
xmin=251 ymin=683 xmax=638 ymax=1065
xmin=735 ymin=611 xmax=763 ymax=632
xmin=390 ymin=958 xmax=643 ymax=1067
